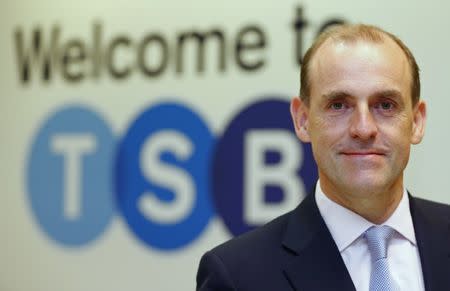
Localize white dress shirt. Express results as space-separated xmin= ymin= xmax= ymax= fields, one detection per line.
xmin=315 ymin=181 xmax=425 ymax=291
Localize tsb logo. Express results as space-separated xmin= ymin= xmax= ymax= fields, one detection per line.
xmin=26 ymin=97 xmax=317 ymax=250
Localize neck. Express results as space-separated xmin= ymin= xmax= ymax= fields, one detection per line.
xmin=319 ymin=180 xmax=404 ymax=224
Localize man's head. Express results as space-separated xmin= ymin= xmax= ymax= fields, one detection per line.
xmin=300 ymin=24 xmax=421 ymax=107
xmin=290 ymin=24 xmax=426 ymax=217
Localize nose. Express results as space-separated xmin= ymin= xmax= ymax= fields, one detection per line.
xmin=349 ymin=105 xmax=378 ymax=140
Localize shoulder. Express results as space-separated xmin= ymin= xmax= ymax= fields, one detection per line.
xmin=196 ymin=210 xmax=295 ymax=290
xmin=411 ymin=195 xmax=450 ymax=222
xmin=412 ymin=196 xmax=450 ymax=215
xmin=210 ymin=210 xmax=292 ymax=264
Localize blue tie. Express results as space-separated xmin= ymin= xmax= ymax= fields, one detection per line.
xmin=365 ymin=225 xmax=399 ymax=291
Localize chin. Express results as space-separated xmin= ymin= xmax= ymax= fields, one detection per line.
xmin=342 ymin=174 xmax=393 ymax=195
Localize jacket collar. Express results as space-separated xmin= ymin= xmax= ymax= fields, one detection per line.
xmin=281 ymin=192 xmax=356 ymax=291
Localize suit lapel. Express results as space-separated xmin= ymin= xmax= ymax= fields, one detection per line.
xmin=281 ymin=193 xmax=356 ymax=291
xmin=410 ymin=196 xmax=450 ymax=291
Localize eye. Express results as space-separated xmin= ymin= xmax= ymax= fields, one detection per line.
xmin=376 ymin=101 xmax=395 ymax=111
xmin=330 ymin=102 xmax=345 ymax=110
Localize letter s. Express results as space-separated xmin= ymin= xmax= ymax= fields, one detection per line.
xmin=139 ymin=131 xmax=194 ymax=224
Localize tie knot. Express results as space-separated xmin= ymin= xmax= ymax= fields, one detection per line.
xmin=365 ymin=225 xmax=395 ymax=262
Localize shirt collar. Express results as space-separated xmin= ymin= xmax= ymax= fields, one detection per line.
xmin=315 ymin=180 xmax=417 ymax=252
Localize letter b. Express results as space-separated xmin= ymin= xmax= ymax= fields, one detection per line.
xmin=244 ymin=130 xmax=305 ymax=224
xmin=212 ymin=98 xmax=317 ymax=237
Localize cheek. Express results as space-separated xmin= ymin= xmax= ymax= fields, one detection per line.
xmin=310 ymin=116 xmax=347 ymax=142
xmin=310 ymin=114 xmax=337 ymax=133
xmin=379 ymin=117 xmax=413 ymax=144
xmin=309 ymin=126 xmax=341 ymax=156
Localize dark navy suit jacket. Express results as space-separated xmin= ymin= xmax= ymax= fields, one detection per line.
xmin=196 ymin=193 xmax=450 ymax=290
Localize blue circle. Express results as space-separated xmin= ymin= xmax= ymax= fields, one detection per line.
xmin=116 ymin=102 xmax=214 ymax=250
xmin=27 ymin=105 xmax=115 ymax=246
xmin=213 ymin=98 xmax=317 ymax=236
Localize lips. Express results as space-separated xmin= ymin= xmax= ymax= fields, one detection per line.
xmin=341 ymin=151 xmax=385 ymax=155
xmin=339 ymin=149 xmax=387 ymax=156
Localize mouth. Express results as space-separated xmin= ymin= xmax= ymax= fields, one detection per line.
xmin=340 ymin=150 xmax=387 ymax=157
xmin=342 ymin=152 xmax=385 ymax=156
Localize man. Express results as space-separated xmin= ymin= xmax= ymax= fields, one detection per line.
xmin=196 ymin=24 xmax=450 ymax=291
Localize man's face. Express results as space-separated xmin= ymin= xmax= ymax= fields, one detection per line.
xmin=291 ymin=38 xmax=426 ymax=200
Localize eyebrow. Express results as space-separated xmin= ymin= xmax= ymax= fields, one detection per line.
xmin=322 ymin=89 xmax=403 ymax=101
xmin=373 ymin=89 xmax=403 ymax=99
xmin=322 ymin=91 xmax=351 ymax=101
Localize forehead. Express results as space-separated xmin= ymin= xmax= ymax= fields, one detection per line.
xmin=308 ymin=37 xmax=411 ymax=99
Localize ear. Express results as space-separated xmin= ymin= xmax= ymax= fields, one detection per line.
xmin=290 ymin=97 xmax=311 ymax=142
xmin=411 ymin=100 xmax=426 ymax=144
